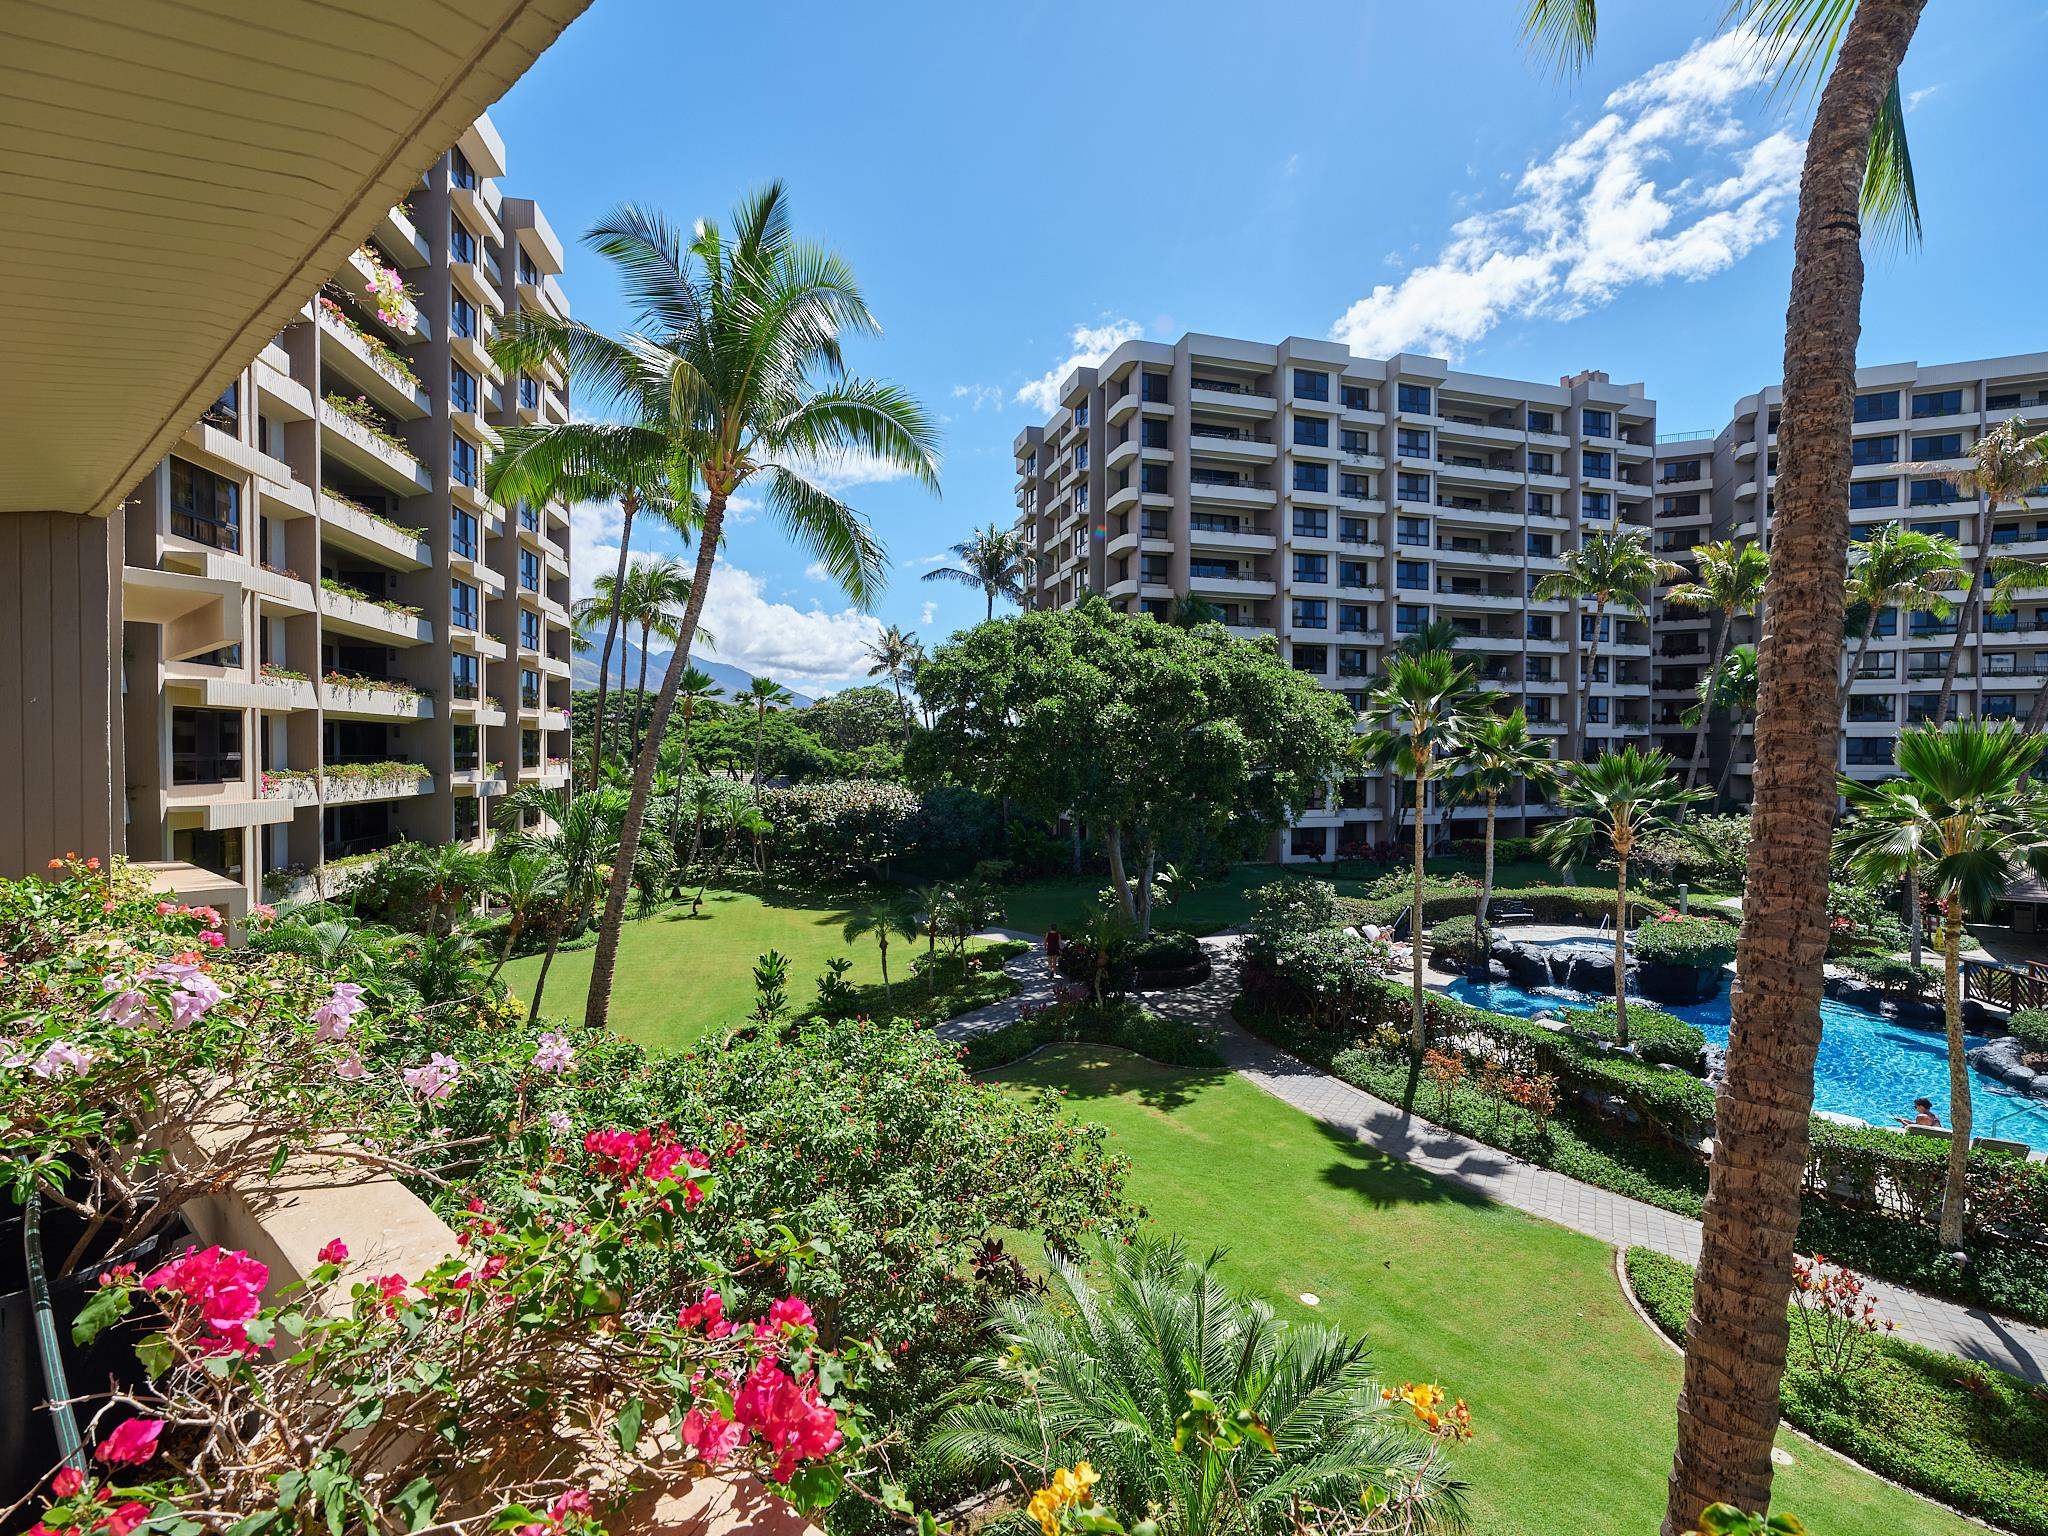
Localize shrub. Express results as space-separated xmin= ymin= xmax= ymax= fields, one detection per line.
xmin=1246 ymin=876 xmax=1348 ymax=961
xmin=1426 ymin=915 xmax=1486 ymax=966
xmin=1827 ymin=879 xmax=1909 ymax=957
xmin=759 ymin=778 xmax=922 ymax=881
xmin=1630 ymin=813 xmax=1750 ymax=889
xmin=1835 ymin=952 xmax=1939 ymax=1001
xmin=1349 ymin=881 xmax=1661 ymax=932
xmin=1559 ymin=1000 xmax=1708 ymax=1072
xmin=2011 ymin=1007 xmax=2048 ymax=1056
xmin=1630 ymin=915 xmax=1739 ymax=972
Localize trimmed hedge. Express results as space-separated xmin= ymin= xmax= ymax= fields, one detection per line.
xmin=1345 ymin=881 xmax=1663 ymax=932
xmin=1625 ymin=1248 xmax=2048 ymax=1536
xmin=2012 ymin=1007 xmax=2048 ymax=1056
xmin=1835 ymin=953 xmax=1940 ymax=1001
xmin=959 ymin=999 xmax=1221 ymax=1073
xmin=1559 ymin=1001 xmax=1708 ymax=1073
xmin=1629 ymin=915 xmax=1739 ymax=971
xmin=1425 ymin=915 xmax=1486 ymax=966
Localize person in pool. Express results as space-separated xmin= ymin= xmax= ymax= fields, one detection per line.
xmin=1896 ymin=1097 xmax=1942 ymax=1128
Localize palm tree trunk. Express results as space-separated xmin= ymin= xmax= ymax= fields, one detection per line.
xmin=1666 ymin=4 xmax=1925 ymax=1529
xmin=632 ymin=622 xmax=651 ymax=764
xmin=1715 ymin=715 xmax=1745 ymax=799
xmin=1839 ymin=617 xmax=1879 ymax=731
xmin=891 ymin=673 xmax=911 ymax=747
xmin=1614 ymin=856 xmax=1630 ymax=1047
xmin=985 ymin=588 xmax=994 ymax=623
xmin=2026 ymin=661 xmax=2048 ymax=732
xmin=589 ymin=496 xmax=638 ymax=790
xmin=1934 ymin=501 xmax=1994 ymax=726
xmin=880 ymin=936 xmax=892 ymax=1005
xmin=753 ymin=710 xmax=766 ymax=790
xmin=1407 ymin=761 xmax=1429 ymax=1072
xmin=486 ymin=913 xmax=523 ymax=986
xmin=1907 ymin=867 xmax=1923 ymax=968
xmin=1688 ymin=622 xmax=1733 ymax=787
xmin=1577 ymin=602 xmax=1606 ymax=764
xmin=1476 ymin=792 xmax=1498 ymax=962
xmin=584 ymin=492 xmax=727 ymax=1033
xmin=527 ymin=922 xmax=562 ymax=1026
xmin=1938 ymin=900 xmax=1972 ymax=1247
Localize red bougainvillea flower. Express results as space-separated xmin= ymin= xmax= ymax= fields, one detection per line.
xmin=766 ymin=1297 xmax=815 ymax=1334
xmin=678 ymin=1289 xmax=734 ymax=1339
xmin=50 ymin=1468 xmax=83 ymax=1499
xmin=143 ymin=1245 xmax=268 ymax=1356
xmin=100 ymin=1502 xmax=150 ymax=1536
xmin=548 ymin=1490 xmax=592 ymax=1522
xmin=733 ymin=1358 xmax=843 ymax=1482
xmin=318 ymin=1238 xmax=349 ymax=1265
xmin=94 ymin=1417 xmax=164 ymax=1467
xmin=681 ymin=1404 xmax=747 ymax=1465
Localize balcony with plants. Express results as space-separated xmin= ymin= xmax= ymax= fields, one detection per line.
xmin=320 ymin=391 xmax=430 ymax=497
xmin=315 ymin=289 xmax=430 ymax=418
xmin=318 ymin=576 xmax=431 ymax=646
xmin=320 ymin=668 xmax=435 ymax=722
xmin=318 ymin=480 xmax=430 ymax=569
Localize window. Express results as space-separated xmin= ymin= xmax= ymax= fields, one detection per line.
xmin=1290 ymin=827 xmax=1330 ymax=860
xmin=450 ymin=296 xmax=478 ymax=339
xmin=1141 ymin=419 xmax=1169 ymax=448
xmin=1339 ymin=516 xmax=1371 ymax=543
xmin=451 ymin=651 xmax=480 ymax=700
xmin=1528 ymin=450 xmax=1555 ymax=474
xmin=1190 ymin=558 xmax=1239 ymax=581
xmin=1140 ymin=464 xmax=1169 ymax=494
xmin=1911 ymin=432 xmax=1962 ymax=460
xmin=1339 ymin=473 xmax=1367 ymax=499
xmin=1074 ymin=402 xmax=1089 ymax=428
xmin=519 ymin=610 xmax=541 ymax=649
xmin=1527 ymin=615 xmax=1553 ymax=640
xmin=448 ymin=366 xmax=478 ymax=415
xmin=1292 ymin=510 xmax=1328 ymax=538
xmin=170 ymin=707 xmax=243 ymax=784
xmin=521 ymin=730 xmax=541 ymax=769
xmin=1907 ymin=479 xmax=1956 ymax=507
xmin=1293 ymin=416 xmax=1329 ymax=447
xmin=1397 ymin=559 xmax=1429 ymax=590
xmin=451 ymin=509 xmax=478 ymax=560
xmin=519 ymin=549 xmax=541 ymax=591
xmin=203 ymin=382 xmax=239 ymax=434
xmin=451 ymin=433 xmax=478 ymax=488
xmin=451 ymin=579 xmax=478 ymax=629
xmin=1291 ymin=599 xmax=1328 ymax=629
xmin=1339 ymin=429 xmax=1370 ymax=455
xmin=1141 ymin=373 xmax=1169 ymax=403
xmin=1293 ymin=369 xmax=1330 ymax=402
xmin=517 ymin=248 xmax=541 ymax=286
xmin=1396 ymin=604 xmax=1428 ymax=635
xmin=1396 ymin=428 xmax=1431 ymax=458
xmin=1293 ymin=553 xmax=1328 ymax=583
xmin=169 ymin=457 xmax=240 ymax=551
xmin=1396 ymin=383 xmax=1432 ymax=414
xmin=1581 ymin=450 xmax=1613 ymax=479
xmin=1396 ymin=472 xmax=1430 ymax=502
xmin=1851 ymin=435 xmax=1897 ymax=466
xmin=1527 ymin=409 xmax=1555 ymax=433
xmin=449 ymin=217 xmax=476 ymax=264
xmin=1581 ymin=407 xmax=1613 ymax=439
xmin=1397 ymin=515 xmax=1429 ymax=546
xmin=1527 ymin=533 xmax=1555 ymax=557
xmin=517 ymin=502 xmax=540 ymax=533
xmin=450 ymin=149 xmax=477 ymax=190
xmin=1582 ymin=491 xmax=1612 ymax=518
xmin=1338 ymin=563 xmax=1371 ymax=591
xmin=1075 ymin=443 xmax=1088 ymax=471
xmin=518 ymin=375 xmax=540 ymax=410
xmin=1586 ymin=697 xmax=1609 ymax=724
xmin=1341 ymin=384 xmax=1370 ymax=411
xmin=520 ymin=668 xmax=542 ymax=707
xmin=1912 ymin=389 xmax=1962 ymax=419
xmin=1661 ymin=459 xmax=1702 ymax=482
xmin=1853 ymin=390 xmax=1900 ymax=422
xmin=1910 ymin=518 xmax=1962 ymax=540
xmin=1293 ymin=463 xmax=1329 ymax=493
xmin=1292 ymin=643 xmax=1328 ymax=672
xmin=1528 ymin=492 xmax=1554 ymax=516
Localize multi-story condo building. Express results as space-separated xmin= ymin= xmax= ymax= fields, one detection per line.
xmin=1697 ymin=353 xmax=2048 ymax=798
xmin=1013 ymin=333 xmax=1660 ymax=861
xmin=112 ymin=113 xmax=574 ymax=912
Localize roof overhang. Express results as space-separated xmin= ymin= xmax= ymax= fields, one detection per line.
xmin=0 ymin=0 xmax=590 ymax=519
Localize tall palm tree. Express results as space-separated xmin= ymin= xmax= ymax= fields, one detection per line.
xmin=1897 ymin=418 xmax=2048 ymax=725
xmin=1840 ymin=525 xmax=1965 ymax=727
xmin=841 ymin=891 xmax=920 ymax=1006
xmin=1166 ymin=593 xmax=1225 ymax=628
xmin=864 ymin=623 xmax=920 ymax=744
xmin=1520 ymin=7 xmax=1930 ymax=1525
xmin=1446 ymin=709 xmax=1558 ymax=955
xmin=1662 ymin=541 xmax=1769 ymax=787
xmin=484 ymin=849 xmax=564 ymax=986
xmin=1837 ymin=721 xmax=2048 ymax=1245
xmin=743 ymin=676 xmax=794 ymax=789
xmin=621 ymin=557 xmax=701 ymax=763
xmin=1536 ymin=747 xmax=1707 ymax=1043
xmin=1394 ymin=616 xmax=1464 ymax=659
xmin=923 ymin=523 xmax=1032 ymax=621
xmin=496 ymin=783 xmax=623 ymax=1024
xmin=672 ymin=666 xmax=720 ymax=773
xmin=1532 ymin=529 xmax=1674 ymax=762
xmin=571 ymin=571 xmax=631 ymax=776
xmin=931 ymin=1237 xmax=1463 ymax=1536
xmin=491 ymin=187 xmax=940 ymax=1034
xmin=1359 ymin=651 xmax=1488 ymax=1092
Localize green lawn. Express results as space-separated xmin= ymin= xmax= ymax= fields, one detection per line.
xmin=989 ymin=1045 xmax=1975 ymax=1536
xmin=501 ymin=886 xmax=1003 ymax=1050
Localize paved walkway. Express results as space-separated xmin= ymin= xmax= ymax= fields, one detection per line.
xmin=950 ymin=930 xmax=2048 ymax=1385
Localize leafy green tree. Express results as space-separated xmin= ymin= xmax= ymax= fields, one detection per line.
xmin=931 ymin=1237 xmax=1463 ymax=1536
xmin=491 ymin=186 xmax=939 ymax=1035
xmin=803 ymin=685 xmax=909 ymax=757
xmin=911 ymin=602 xmax=1351 ymax=934
xmin=1445 ymin=708 xmax=1558 ymax=953
xmin=1663 ymin=541 xmax=1769 ymax=787
xmin=923 ymin=523 xmax=1034 ymax=621
xmin=841 ymin=891 xmax=921 ymax=1004
xmin=1837 ymin=721 xmax=2048 ymax=1245
xmin=1531 ymin=529 xmax=1676 ymax=762
xmin=1536 ymin=747 xmax=1706 ymax=1044
xmin=1840 ymin=525 xmax=1964 ymax=728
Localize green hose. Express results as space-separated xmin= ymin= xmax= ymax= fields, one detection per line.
xmin=25 ymin=1190 xmax=87 ymax=1472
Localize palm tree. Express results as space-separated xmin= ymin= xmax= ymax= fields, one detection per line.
xmin=1699 ymin=646 xmax=1760 ymax=801
xmin=1394 ymin=616 xmax=1464 ymax=659
xmin=497 ymin=783 xmax=623 ymax=1024
xmin=1519 ymin=8 xmax=1930 ymax=1524
xmin=1359 ymin=650 xmax=1488 ymax=1091
xmin=1531 ymin=530 xmax=1674 ymax=762
xmin=922 ymin=523 xmax=1032 ymax=622
xmin=1662 ymin=541 xmax=1768 ymax=787
xmin=1446 ymin=709 xmax=1558 ymax=956
xmin=1838 ymin=722 xmax=2048 ymax=1245
xmin=930 ymin=1238 xmax=1463 ymax=1536
xmin=864 ymin=623 xmax=920 ymax=744
xmin=1840 ymin=525 xmax=1965 ymax=727
xmin=621 ymin=557 xmax=700 ymax=763
xmin=490 ymin=187 xmax=940 ymax=1034
xmin=743 ymin=676 xmax=794 ymax=789
xmin=1536 ymin=747 xmax=1707 ymax=1044
xmin=672 ymin=666 xmax=720 ymax=773
xmin=485 ymin=850 xmax=564 ymax=986
xmin=841 ymin=892 xmax=920 ymax=1006
xmin=571 ymin=571 xmax=631 ymax=775
xmin=1166 ymin=593 xmax=1225 ymax=628
xmin=1898 ymin=418 xmax=2048 ymax=725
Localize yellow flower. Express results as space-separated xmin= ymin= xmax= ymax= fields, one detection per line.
xmin=1028 ymin=1490 xmax=1061 ymax=1536
xmin=1051 ymin=1463 xmax=1100 ymax=1506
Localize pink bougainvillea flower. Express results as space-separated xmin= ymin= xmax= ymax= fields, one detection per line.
xmin=94 ymin=1417 xmax=164 ymax=1467
xmin=733 ymin=1358 xmax=843 ymax=1481
xmin=548 ymin=1490 xmax=592 ymax=1522
xmin=317 ymin=1238 xmax=349 ymax=1265
xmin=144 ymin=1245 xmax=268 ymax=1356
xmin=767 ymin=1297 xmax=815 ymax=1334
xmin=584 ymin=1128 xmax=652 ymax=1179
xmin=681 ymin=1405 xmax=748 ymax=1466
xmin=531 ymin=1031 xmax=575 ymax=1074
xmin=334 ymin=1049 xmax=367 ymax=1081
xmin=50 ymin=1467 xmax=84 ymax=1499
xmin=313 ymin=981 xmax=368 ymax=1041
xmin=29 ymin=1040 xmax=94 ymax=1079
xmin=678 ymin=1289 xmax=733 ymax=1339
xmin=546 ymin=1109 xmax=573 ymax=1139
xmin=98 ymin=984 xmax=153 ymax=1029
xmin=99 ymin=1502 xmax=150 ymax=1536
xmin=198 ymin=929 xmax=225 ymax=949
xmin=402 ymin=1052 xmax=461 ymax=1101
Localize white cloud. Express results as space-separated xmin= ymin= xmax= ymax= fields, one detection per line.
xmin=1282 ymin=152 xmax=1300 ymax=178
xmin=695 ymin=565 xmax=886 ymax=695
xmin=920 ymin=601 xmax=938 ymax=626
xmin=783 ymin=446 xmax=915 ymax=493
xmin=1906 ymin=83 xmax=1943 ymax=111
xmin=898 ymin=551 xmax=949 ymax=572
xmin=951 ymin=382 xmax=1007 ymax=412
xmin=1016 ymin=318 xmax=1145 ymax=413
xmin=802 ymin=560 xmax=833 ymax=583
xmin=1330 ymin=29 xmax=1799 ymax=360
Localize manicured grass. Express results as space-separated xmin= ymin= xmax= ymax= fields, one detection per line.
xmin=500 ymin=886 xmax=1005 ymax=1050
xmin=988 ymin=1044 xmax=1977 ymax=1536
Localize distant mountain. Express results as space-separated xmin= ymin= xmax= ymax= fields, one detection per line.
xmin=572 ymin=638 xmax=815 ymax=708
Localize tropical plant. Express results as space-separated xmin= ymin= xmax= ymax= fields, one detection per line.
xmin=1393 ymin=616 xmax=1464 ymax=659
xmin=841 ymin=891 xmax=921 ymax=1005
xmin=1445 ymin=708 xmax=1558 ymax=955
xmin=483 ymin=849 xmax=563 ymax=985
xmin=1531 ymin=530 xmax=1676 ymax=761
xmin=1683 ymin=645 xmax=1761 ymax=800
xmin=865 ymin=622 xmax=921 ymax=743
xmin=930 ymin=1237 xmax=1466 ymax=1536
xmin=1836 ymin=720 xmax=2048 ymax=1245
xmin=1536 ymin=747 xmax=1707 ymax=1044
xmin=1840 ymin=525 xmax=1965 ymax=727
xmin=496 ymin=783 xmax=623 ymax=1023
xmin=622 ymin=556 xmax=700 ymax=763
xmin=671 ymin=665 xmax=720 ymax=772
xmin=1893 ymin=417 xmax=2048 ymax=724
xmin=923 ymin=522 xmax=1034 ymax=621
xmin=1663 ymin=541 xmax=1769 ymax=786
xmin=1167 ymin=593 xmax=1226 ymax=628
xmin=1359 ymin=650 xmax=1489 ymax=1089
xmin=489 ymin=187 xmax=940 ymax=1034
xmin=744 ymin=675 xmax=796 ymax=788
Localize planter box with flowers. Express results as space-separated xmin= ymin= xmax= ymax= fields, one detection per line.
xmin=322 ymin=669 xmax=434 ymax=721
xmin=322 ymin=761 xmax=435 ymax=804
xmin=257 ymin=769 xmax=318 ymax=806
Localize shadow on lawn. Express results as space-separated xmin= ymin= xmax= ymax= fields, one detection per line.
xmin=1305 ymin=1113 xmax=1502 ymax=1214
xmin=1000 ymin=1046 xmax=1233 ymax=1115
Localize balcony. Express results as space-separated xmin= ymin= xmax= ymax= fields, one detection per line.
xmin=1187 ymin=380 xmax=1275 ymax=417
xmin=321 ymin=673 xmax=434 ymax=722
xmin=320 ymin=581 xmax=431 ymax=645
xmin=321 ymin=397 xmax=431 ymax=496
xmin=320 ymin=491 xmax=430 ymax=568
xmin=323 ymin=763 xmax=436 ymax=805
xmin=317 ymin=299 xmax=431 ymax=418
xmin=164 ymin=662 xmax=317 ymax=714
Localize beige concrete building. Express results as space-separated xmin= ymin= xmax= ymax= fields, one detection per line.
xmin=40 ymin=113 xmax=573 ymax=910
xmin=1013 ymin=333 xmax=1660 ymax=861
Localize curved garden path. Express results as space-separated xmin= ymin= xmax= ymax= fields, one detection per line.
xmin=942 ymin=931 xmax=2048 ymax=1385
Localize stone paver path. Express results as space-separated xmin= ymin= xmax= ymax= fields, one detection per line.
xmin=950 ymin=930 xmax=2048 ymax=1385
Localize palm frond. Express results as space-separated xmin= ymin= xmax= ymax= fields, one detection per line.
xmin=762 ymin=467 xmax=887 ymax=609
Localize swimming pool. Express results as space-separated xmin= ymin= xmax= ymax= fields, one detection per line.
xmin=1442 ymin=975 xmax=2048 ymax=1152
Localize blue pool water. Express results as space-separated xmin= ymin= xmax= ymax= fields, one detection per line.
xmin=1443 ymin=975 xmax=2048 ymax=1151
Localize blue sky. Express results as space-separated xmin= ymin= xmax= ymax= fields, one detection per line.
xmin=488 ymin=0 xmax=2038 ymax=693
